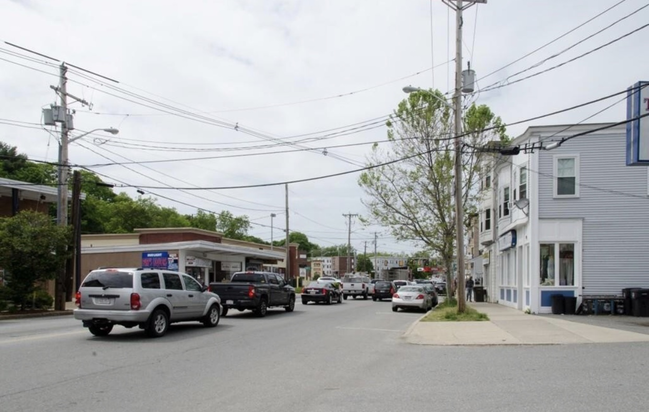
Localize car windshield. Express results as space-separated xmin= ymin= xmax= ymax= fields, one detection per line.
xmin=231 ymin=273 xmax=266 ymax=283
xmin=399 ymin=286 xmax=422 ymax=293
xmin=307 ymin=282 xmax=322 ymax=288
xmin=82 ymin=270 xmax=133 ymax=289
xmin=376 ymin=281 xmax=391 ymax=287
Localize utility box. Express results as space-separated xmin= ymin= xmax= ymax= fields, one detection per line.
xmin=462 ymin=69 xmax=476 ymax=93
xmin=42 ymin=108 xmax=55 ymax=126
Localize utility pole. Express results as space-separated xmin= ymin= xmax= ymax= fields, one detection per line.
xmin=442 ymin=0 xmax=486 ymax=312
xmin=285 ymin=184 xmax=290 ymax=283
xmin=373 ymin=232 xmax=378 ymax=279
xmin=342 ymin=213 xmax=358 ymax=274
xmin=55 ymin=63 xmax=69 ymax=311
xmin=70 ymin=171 xmax=82 ymax=296
xmin=270 ymin=213 xmax=276 ymax=251
xmin=363 ymin=240 xmax=367 ymax=273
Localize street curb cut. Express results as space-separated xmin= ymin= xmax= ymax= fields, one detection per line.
xmin=0 ymin=311 xmax=73 ymax=321
xmin=401 ymin=311 xmax=431 ymax=340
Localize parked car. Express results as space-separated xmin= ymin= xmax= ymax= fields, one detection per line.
xmin=392 ymin=285 xmax=434 ymax=312
xmin=421 ymin=284 xmax=439 ymax=307
xmin=372 ymin=280 xmax=396 ymax=301
xmin=393 ymin=280 xmax=415 ymax=291
xmin=302 ymin=281 xmax=343 ymax=305
xmin=73 ymin=268 xmax=222 ymax=338
xmin=317 ymin=276 xmax=340 ymax=283
xmin=342 ymin=276 xmax=369 ymax=300
xmin=434 ymin=282 xmax=447 ymax=295
xmin=209 ymin=271 xmax=295 ymax=317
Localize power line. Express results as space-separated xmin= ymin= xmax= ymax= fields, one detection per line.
xmin=474 ymin=0 xmax=628 ymax=83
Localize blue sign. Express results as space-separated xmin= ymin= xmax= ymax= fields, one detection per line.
xmin=626 ymin=81 xmax=649 ymax=166
xmin=498 ymin=230 xmax=517 ymax=251
xmin=142 ymin=251 xmax=169 ymax=269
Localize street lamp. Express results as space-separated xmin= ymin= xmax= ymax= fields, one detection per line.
xmin=270 ymin=213 xmax=277 ymax=250
xmin=69 ymin=127 xmax=119 ymax=143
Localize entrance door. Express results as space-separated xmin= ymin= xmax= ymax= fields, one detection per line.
xmin=517 ymin=245 xmax=524 ymax=310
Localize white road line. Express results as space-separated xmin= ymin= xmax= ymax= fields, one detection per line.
xmin=336 ymin=326 xmax=404 ymax=333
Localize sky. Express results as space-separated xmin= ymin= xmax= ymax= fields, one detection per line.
xmin=1 ymin=0 xmax=648 ymax=257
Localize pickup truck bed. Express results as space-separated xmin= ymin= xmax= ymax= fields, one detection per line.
xmin=209 ymin=271 xmax=295 ymax=317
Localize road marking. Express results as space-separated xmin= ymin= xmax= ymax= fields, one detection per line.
xmin=0 ymin=330 xmax=87 ymax=345
xmin=336 ymin=326 xmax=404 ymax=333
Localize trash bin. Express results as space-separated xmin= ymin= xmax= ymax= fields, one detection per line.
xmin=622 ymin=288 xmax=641 ymax=316
xmin=564 ymin=297 xmax=577 ymax=315
xmin=631 ymin=289 xmax=649 ymax=317
xmin=551 ymin=294 xmax=565 ymax=315
xmin=474 ymin=286 xmax=485 ymax=302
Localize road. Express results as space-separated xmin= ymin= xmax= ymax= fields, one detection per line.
xmin=0 ymin=297 xmax=647 ymax=412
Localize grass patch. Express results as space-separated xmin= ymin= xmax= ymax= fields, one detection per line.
xmin=422 ymin=300 xmax=489 ymax=322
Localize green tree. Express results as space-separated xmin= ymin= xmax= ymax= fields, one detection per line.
xmin=215 ymin=211 xmax=251 ymax=239
xmin=286 ymin=231 xmax=317 ymax=255
xmin=358 ymin=89 xmax=506 ymax=312
xmin=187 ymin=210 xmax=217 ymax=231
xmin=0 ymin=211 xmax=70 ymax=310
xmin=311 ymin=244 xmax=349 ymax=257
xmin=356 ymin=254 xmax=374 ymax=273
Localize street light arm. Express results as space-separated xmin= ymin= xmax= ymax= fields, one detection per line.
xmin=69 ymin=127 xmax=119 ymax=143
xmin=402 ymin=85 xmax=454 ymax=110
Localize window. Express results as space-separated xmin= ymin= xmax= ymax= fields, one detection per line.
xmin=183 ymin=275 xmax=202 ymax=292
xmin=141 ymin=272 xmax=161 ymax=289
xmin=485 ymin=175 xmax=491 ymax=189
xmin=554 ymin=156 xmax=579 ymax=197
xmin=540 ymin=243 xmax=575 ymax=286
xmin=501 ymin=187 xmax=510 ymax=217
xmin=163 ymin=273 xmax=183 ymax=290
xmin=268 ymin=274 xmax=280 ymax=285
xmin=484 ymin=209 xmax=491 ymax=230
xmin=519 ymin=167 xmax=527 ymax=200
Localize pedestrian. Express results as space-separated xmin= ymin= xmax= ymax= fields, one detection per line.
xmin=466 ymin=276 xmax=475 ymax=302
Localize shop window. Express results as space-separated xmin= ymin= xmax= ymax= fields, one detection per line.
xmin=540 ymin=243 xmax=575 ymax=286
xmin=554 ymin=156 xmax=579 ymax=197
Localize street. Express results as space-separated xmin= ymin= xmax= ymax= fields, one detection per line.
xmin=1 ymin=299 xmax=647 ymax=412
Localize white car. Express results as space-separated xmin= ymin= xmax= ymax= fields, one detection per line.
xmin=392 ymin=285 xmax=434 ymax=312
xmin=393 ymin=280 xmax=415 ymax=290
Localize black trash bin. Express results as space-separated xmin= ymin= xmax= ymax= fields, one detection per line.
xmin=551 ymin=294 xmax=565 ymax=315
xmin=474 ymin=286 xmax=485 ymax=302
xmin=631 ymin=289 xmax=649 ymax=317
xmin=623 ymin=288 xmax=642 ymax=316
xmin=564 ymin=297 xmax=577 ymax=315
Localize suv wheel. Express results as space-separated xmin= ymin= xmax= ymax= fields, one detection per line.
xmin=363 ymin=292 xmax=368 ymax=300
xmin=343 ymin=295 xmax=348 ymax=300
xmin=146 ymin=309 xmax=169 ymax=337
xmin=88 ymin=324 xmax=113 ymax=337
xmin=255 ymin=299 xmax=268 ymax=317
xmin=285 ymin=296 xmax=295 ymax=312
xmin=203 ymin=304 xmax=220 ymax=327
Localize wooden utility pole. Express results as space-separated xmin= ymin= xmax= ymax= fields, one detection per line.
xmin=342 ymin=213 xmax=358 ymax=274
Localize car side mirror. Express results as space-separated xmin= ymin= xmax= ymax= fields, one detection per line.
xmin=201 ymin=285 xmax=209 ymax=292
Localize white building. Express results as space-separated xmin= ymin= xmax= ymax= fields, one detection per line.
xmin=479 ymin=123 xmax=649 ymax=313
xmin=311 ymin=257 xmax=334 ymax=277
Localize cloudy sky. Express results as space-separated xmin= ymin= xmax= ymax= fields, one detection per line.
xmin=1 ymin=0 xmax=647 ymax=256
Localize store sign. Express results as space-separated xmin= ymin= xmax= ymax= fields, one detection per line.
xmin=498 ymin=230 xmax=517 ymax=251
xmin=221 ymin=261 xmax=242 ymax=272
xmin=626 ymin=81 xmax=649 ymax=165
xmin=482 ymin=251 xmax=490 ymax=265
xmin=299 ymin=268 xmax=307 ymax=277
xmin=186 ymin=256 xmax=211 ymax=267
xmin=142 ymin=251 xmax=169 ymax=269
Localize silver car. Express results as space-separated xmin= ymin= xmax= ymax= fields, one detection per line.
xmin=73 ymin=268 xmax=222 ymax=338
xmin=392 ymin=285 xmax=434 ymax=312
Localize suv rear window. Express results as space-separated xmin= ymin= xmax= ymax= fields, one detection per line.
xmin=82 ymin=270 xmax=133 ymax=288
xmin=231 ymin=273 xmax=266 ymax=283
xmin=376 ymin=281 xmax=392 ymax=287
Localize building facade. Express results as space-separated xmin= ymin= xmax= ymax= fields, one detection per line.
xmin=479 ymin=123 xmax=649 ymax=313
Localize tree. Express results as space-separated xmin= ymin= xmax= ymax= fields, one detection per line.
xmin=312 ymin=244 xmax=349 ymax=257
xmin=356 ymin=254 xmax=374 ymax=273
xmin=0 ymin=211 xmax=70 ymax=310
xmin=287 ymin=231 xmax=317 ymax=255
xmin=215 ymin=211 xmax=251 ymax=239
xmin=358 ymin=89 xmax=507 ymax=313
xmin=187 ymin=210 xmax=217 ymax=231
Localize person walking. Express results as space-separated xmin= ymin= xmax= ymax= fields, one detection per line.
xmin=466 ymin=276 xmax=475 ymax=302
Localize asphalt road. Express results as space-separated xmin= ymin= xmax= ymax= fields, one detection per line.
xmin=0 ymin=298 xmax=647 ymax=412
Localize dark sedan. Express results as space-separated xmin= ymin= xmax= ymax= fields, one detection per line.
xmin=372 ymin=280 xmax=396 ymax=301
xmin=302 ymin=281 xmax=343 ymax=305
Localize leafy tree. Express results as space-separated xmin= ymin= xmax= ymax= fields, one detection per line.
xmin=0 ymin=211 xmax=70 ymax=310
xmin=187 ymin=210 xmax=217 ymax=231
xmin=356 ymin=254 xmax=374 ymax=273
xmin=358 ymin=89 xmax=506 ymax=312
xmin=286 ymin=231 xmax=317 ymax=255
xmin=215 ymin=211 xmax=251 ymax=239
xmin=311 ymin=244 xmax=348 ymax=257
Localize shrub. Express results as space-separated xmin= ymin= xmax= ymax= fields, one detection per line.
xmin=24 ymin=289 xmax=54 ymax=310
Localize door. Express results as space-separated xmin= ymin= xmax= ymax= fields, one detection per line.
xmin=267 ymin=274 xmax=286 ymax=305
xmin=182 ymin=274 xmax=207 ymax=317
xmin=162 ymin=272 xmax=192 ymax=320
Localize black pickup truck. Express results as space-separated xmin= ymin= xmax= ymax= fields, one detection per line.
xmin=209 ymin=271 xmax=295 ymax=317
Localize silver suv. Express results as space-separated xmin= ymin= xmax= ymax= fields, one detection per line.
xmin=73 ymin=268 xmax=222 ymax=338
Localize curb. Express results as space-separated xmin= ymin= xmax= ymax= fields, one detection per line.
xmin=401 ymin=311 xmax=432 ymax=339
xmin=0 ymin=311 xmax=73 ymax=321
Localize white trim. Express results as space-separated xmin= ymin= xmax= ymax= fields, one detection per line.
xmin=553 ymin=154 xmax=580 ymax=198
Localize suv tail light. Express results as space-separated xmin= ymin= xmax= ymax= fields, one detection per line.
xmin=75 ymin=291 xmax=81 ymax=308
xmin=130 ymin=293 xmax=141 ymax=310
xmin=248 ymin=285 xmax=256 ymax=299
xmin=362 ymin=283 xmax=366 ymax=289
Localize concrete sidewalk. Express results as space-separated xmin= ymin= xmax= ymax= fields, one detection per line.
xmin=404 ymin=302 xmax=649 ymax=346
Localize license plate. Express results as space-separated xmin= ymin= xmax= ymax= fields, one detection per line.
xmin=309 ymin=290 xmax=317 ymax=294
xmin=226 ymin=300 xmax=234 ymax=305
xmin=405 ymin=296 xmax=412 ymax=300
xmin=95 ymin=298 xmax=110 ymax=305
